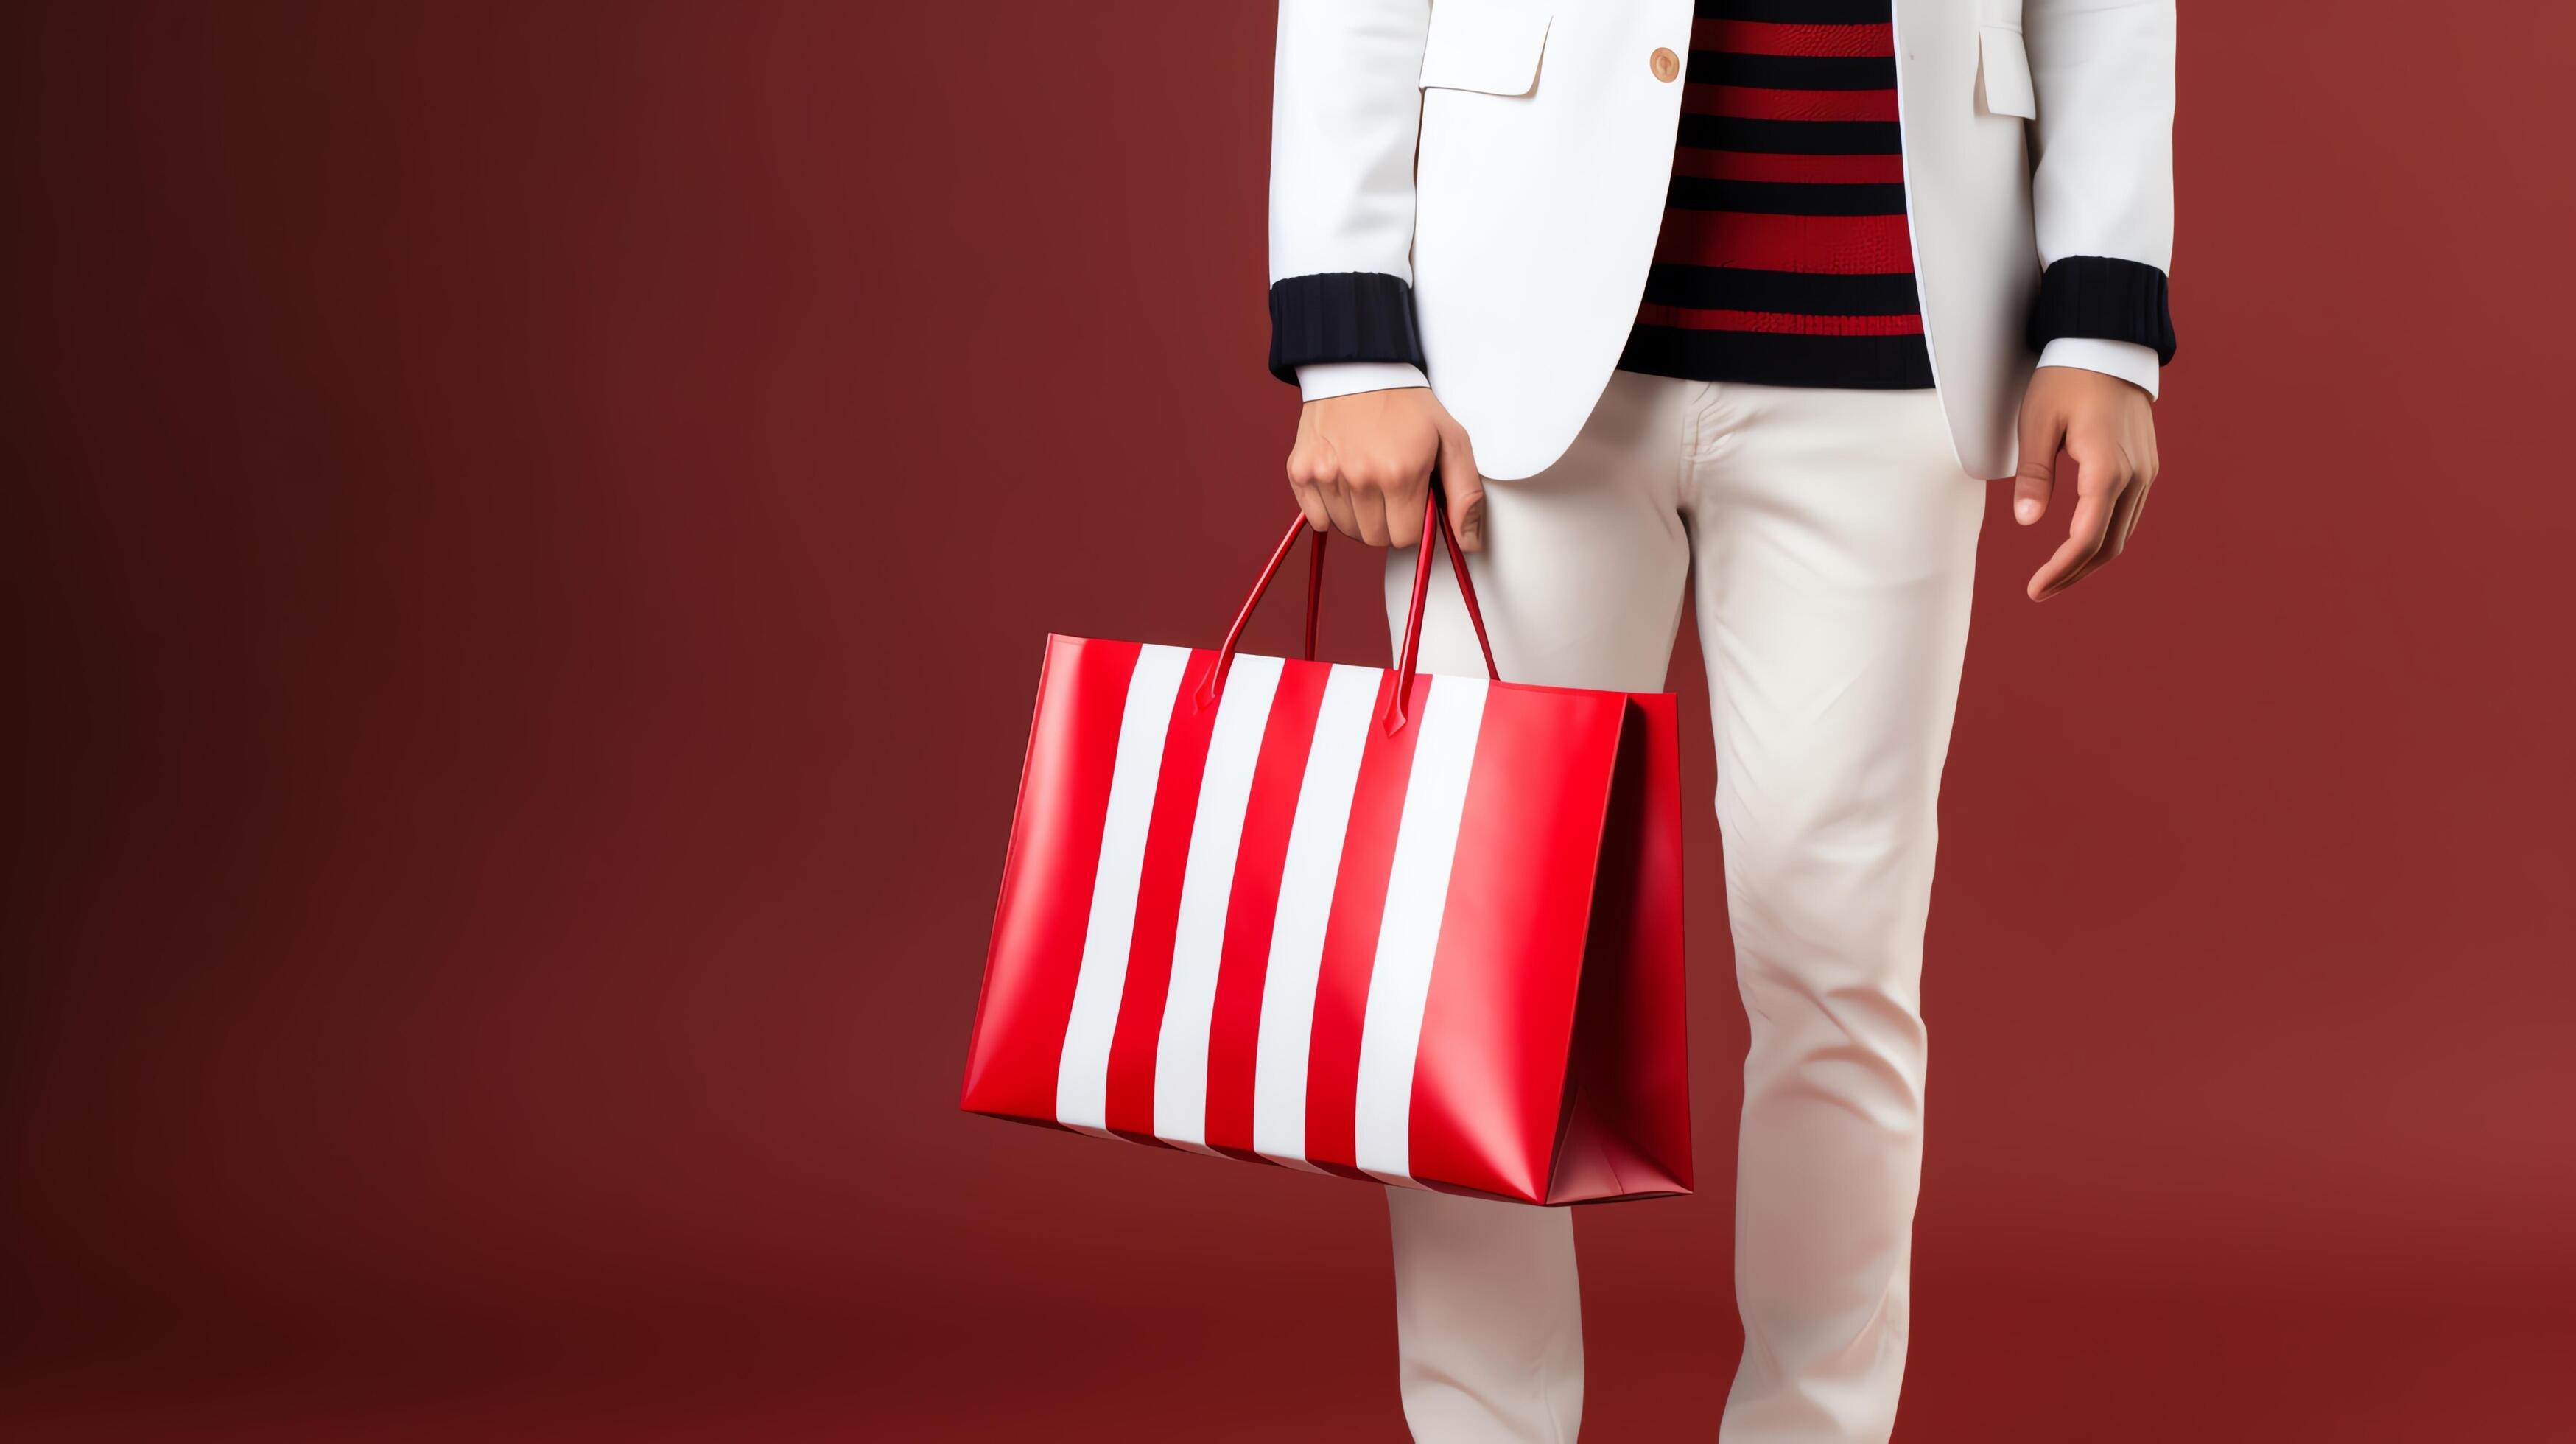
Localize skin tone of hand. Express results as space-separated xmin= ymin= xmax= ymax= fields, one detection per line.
xmin=1287 ymin=387 xmax=1485 ymax=553
xmin=2013 ymin=365 xmax=2161 ymax=601
xmin=1291 ymin=368 xmax=2158 ymax=603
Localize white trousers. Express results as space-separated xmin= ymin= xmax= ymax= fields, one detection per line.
xmin=1379 ymin=371 xmax=1984 ymax=1443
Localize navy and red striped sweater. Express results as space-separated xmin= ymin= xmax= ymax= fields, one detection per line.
xmin=1263 ymin=1 xmax=2176 ymax=394
xmin=1618 ymin=0 xmax=1934 ymax=390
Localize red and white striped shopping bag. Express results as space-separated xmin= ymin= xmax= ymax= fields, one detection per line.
xmin=963 ymin=494 xmax=1691 ymax=1205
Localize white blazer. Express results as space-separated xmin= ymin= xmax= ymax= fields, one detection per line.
xmin=1267 ymin=0 xmax=2176 ymax=480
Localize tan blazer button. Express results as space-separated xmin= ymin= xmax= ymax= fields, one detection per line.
xmin=1650 ymin=47 xmax=1681 ymax=83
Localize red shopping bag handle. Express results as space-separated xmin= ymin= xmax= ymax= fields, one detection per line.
xmin=1201 ymin=480 xmax=1499 ymax=735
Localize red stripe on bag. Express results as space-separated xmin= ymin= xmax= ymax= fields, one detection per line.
xmin=1405 ymin=690 xmax=1632 ymax=1202
xmin=1301 ymin=670 xmax=1426 ymax=1177
xmin=1200 ymin=658 xmax=1331 ymax=1160
xmin=1101 ymin=648 xmax=1224 ymax=1141
xmin=960 ymin=637 xmax=1141 ymax=1124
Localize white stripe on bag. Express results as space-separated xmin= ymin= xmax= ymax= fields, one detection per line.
xmin=1354 ymin=676 xmax=1489 ymax=1186
xmin=1054 ymin=643 xmax=1192 ymax=1136
xmin=1252 ymin=664 xmax=1381 ymax=1171
xmin=1151 ymin=653 xmax=1285 ymax=1152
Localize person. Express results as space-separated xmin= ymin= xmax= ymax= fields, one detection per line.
xmin=1265 ymin=1 xmax=2174 ymax=1440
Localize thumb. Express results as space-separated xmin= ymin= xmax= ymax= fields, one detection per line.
xmin=1437 ymin=423 xmax=1487 ymax=553
xmin=2012 ymin=398 xmax=2064 ymax=527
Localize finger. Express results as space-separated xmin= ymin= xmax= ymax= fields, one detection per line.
xmin=2079 ymin=467 xmax=2155 ymax=586
xmin=1350 ymin=475 xmax=1392 ymax=547
xmin=2026 ymin=478 xmax=2119 ymax=600
xmin=1383 ymin=469 xmax=1428 ymax=550
xmin=2012 ymin=402 xmax=2066 ymax=526
xmin=1291 ymin=481 xmax=1332 ymax=534
xmin=2046 ymin=429 xmax=2144 ymax=591
xmin=1285 ymin=463 xmax=1333 ymax=533
xmin=1316 ymin=472 xmax=1363 ymax=542
xmin=2119 ymin=449 xmax=2158 ymax=546
xmin=2119 ymin=478 xmax=2152 ymax=547
xmin=1437 ymin=424 xmax=1487 ymax=553
xmin=2058 ymin=477 xmax=2147 ymax=592
xmin=2108 ymin=475 xmax=2150 ymax=555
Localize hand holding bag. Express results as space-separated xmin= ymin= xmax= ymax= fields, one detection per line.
xmin=961 ymin=492 xmax=1691 ymax=1204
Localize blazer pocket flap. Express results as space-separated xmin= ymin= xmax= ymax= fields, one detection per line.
xmin=1419 ymin=4 xmax=1553 ymax=97
xmin=1977 ymin=24 xmax=2038 ymax=119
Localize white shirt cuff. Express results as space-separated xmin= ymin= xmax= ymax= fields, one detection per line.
xmin=2037 ymin=337 xmax=2161 ymax=399
xmin=1296 ymin=361 xmax=1429 ymax=402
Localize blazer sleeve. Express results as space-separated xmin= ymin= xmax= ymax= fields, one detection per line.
xmin=1268 ymin=0 xmax=1434 ymax=399
xmin=2021 ymin=0 xmax=2179 ymax=396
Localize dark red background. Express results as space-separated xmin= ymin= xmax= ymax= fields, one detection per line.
xmin=4 ymin=3 xmax=2569 ymax=1439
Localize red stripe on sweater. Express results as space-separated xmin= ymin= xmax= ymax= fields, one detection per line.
xmin=1633 ymin=304 xmax=1924 ymax=336
xmin=1685 ymin=83 xmax=1898 ymax=122
xmin=1650 ymin=210 xmax=1916 ymax=273
xmin=1695 ymin=20 xmax=1895 ymax=57
xmin=1672 ymin=149 xmax=1906 ymax=184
